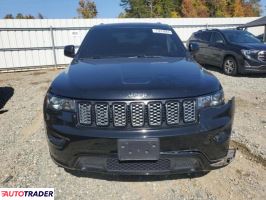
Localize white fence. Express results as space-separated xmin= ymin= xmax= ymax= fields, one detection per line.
xmin=0 ymin=17 xmax=262 ymax=70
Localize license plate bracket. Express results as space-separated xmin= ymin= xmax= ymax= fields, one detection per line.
xmin=118 ymin=138 xmax=160 ymax=161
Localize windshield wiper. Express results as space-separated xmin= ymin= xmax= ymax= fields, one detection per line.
xmin=79 ymin=56 xmax=105 ymax=60
xmin=127 ymin=55 xmax=165 ymax=58
xmin=79 ymin=55 xmax=175 ymax=60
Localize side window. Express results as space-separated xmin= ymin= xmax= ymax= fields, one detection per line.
xmin=194 ymin=32 xmax=201 ymax=40
xmin=211 ymin=32 xmax=224 ymax=43
xmin=201 ymin=32 xmax=212 ymax=42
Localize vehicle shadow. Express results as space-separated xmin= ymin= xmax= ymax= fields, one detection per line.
xmin=65 ymin=169 xmax=209 ymax=182
xmin=0 ymin=86 xmax=14 ymax=113
xmin=203 ymin=64 xmax=266 ymax=78
xmin=202 ymin=64 xmax=222 ymax=73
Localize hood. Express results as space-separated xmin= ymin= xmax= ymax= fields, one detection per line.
xmin=50 ymin=57 xmax=221 ymax=100
xmin=232 ymin=42 xmax=266 ymax=50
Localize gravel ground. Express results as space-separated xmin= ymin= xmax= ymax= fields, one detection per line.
xmin=0 ymin=67 xmax=266 ymax=200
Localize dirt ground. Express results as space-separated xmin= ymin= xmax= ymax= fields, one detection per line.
xmin=0 ymin=67 xmax=265 ymax=200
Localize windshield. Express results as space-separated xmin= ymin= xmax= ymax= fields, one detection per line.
xmin=78 ymin=27 xmax=186 ymax=59
xmin=223 ymin=30 xmax=261 ymax=44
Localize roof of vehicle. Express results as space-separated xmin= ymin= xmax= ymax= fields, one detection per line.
xmin=195 ymin=28 xmax=245 ymax=34
xmin=92 ymin=23 xmax=171 ymax=29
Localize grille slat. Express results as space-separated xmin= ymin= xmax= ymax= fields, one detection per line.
xmin=166 ymin=101 xmax=180 ymax=125
xmin=78 ymin=99 xmax=196 ymax=128
xmin=258 ymin=51 xmax=266 ymax=62
xmin=183 ymin=100 xmax=196 ymax=123
xmin=78 ymin=103 xmax=92 ymax=125
xmin=131 ymin=103 xmax=145 ymax=127
xmin=148 ymin=102 xmax=162 ymax=126
xmin=113 ymin=103 xmax=127 ymax=127
xmin=95 ymin=103 xmax=109 ymax=126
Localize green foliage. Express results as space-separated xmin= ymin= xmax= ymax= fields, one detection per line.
xmin=37 ymin=13 xmax=44 ymax=19
xmin=3 ymin=13 xmax=45 ymax=19
xmin=120 ymin=0 xmax=262 ymax=17
xmin=120 ymin=0 xmax=179 ymax=17
xmin=16 ymin=13 xmax=24 ymax=19
xmin=77 ymin=0 xmax=97 ymax=18
xmin=4 ymin=14 xmax=14 ymax=19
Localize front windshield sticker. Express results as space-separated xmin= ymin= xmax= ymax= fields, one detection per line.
xmin=152 ymin=29 xmax=172 ymax=35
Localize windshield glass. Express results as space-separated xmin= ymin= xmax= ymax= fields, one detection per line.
xmin=223 ymin=30 xmax=261 ymax=44
xmin=78 ymin=27 xmax=186 ymax=59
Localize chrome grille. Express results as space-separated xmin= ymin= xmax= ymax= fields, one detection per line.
xmin=131 ymin=103 xmax=145 ymax=127
xmin=258 ymin=51 xmax=266 ymax=62
xmin=113 ymin=103 xmax=127 ymax=127
xmin=183 ymin=100 xmax=196 ymax=123
xmin=78 ymin=99 xmax=196 ymax=128
xmin=166 ymin=101 xmax=180 ymax=125
xmin=78 ymin=103 xmax=92 ymax=125
xmin=95 ymin=103 xmax=109 ymax=126
xmin=148 ymin=102 xmax=162 ymax=126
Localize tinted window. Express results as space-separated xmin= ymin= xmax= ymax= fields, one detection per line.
xmin=194 ymin=32 xmax=201 ymax=40
xmin=223 ymin=30 xmax=261 ymax=43
xmin=78 ymin=27 xmax=186 ymax=59
xmin=211 ymin=32 xmax=224 ymax=43
xmin=201 ymin=32 xmax=212 ymax=42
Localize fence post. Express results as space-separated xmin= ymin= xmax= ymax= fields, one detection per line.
xmin=50 ymin=26 xmax=57 ymax=68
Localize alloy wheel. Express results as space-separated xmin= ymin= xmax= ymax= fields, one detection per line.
xmin=223 ymin=59 xmax=236 ymax=75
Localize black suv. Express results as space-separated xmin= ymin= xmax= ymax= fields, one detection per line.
xmin=187 ymin=29 xmax=266 ymax=75
xmin=44 ymin=23 xmax=235 ymax=176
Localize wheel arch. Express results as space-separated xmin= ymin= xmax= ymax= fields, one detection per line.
xmin=220 ymin=53 xmax=239 ymax=67
xmin=222 ymin=54 xmax=237 ymax=66
xmin=222 ymin=54 xmax=239 ymax=75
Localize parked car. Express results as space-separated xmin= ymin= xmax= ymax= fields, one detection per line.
xmin=187 ymin=29 xmax=266 ymax=75
xmin=44 ymin=23 xmax=235 ymax=176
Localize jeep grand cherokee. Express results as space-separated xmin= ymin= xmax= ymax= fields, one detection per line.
xmin=44 ymin=23 xmax=235 ymax=175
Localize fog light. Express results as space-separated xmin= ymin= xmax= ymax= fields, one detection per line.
xmin=213 ymin=132 xmax=228 ymax=144
xmin=48 ymin=135 xmax=67 ymax=149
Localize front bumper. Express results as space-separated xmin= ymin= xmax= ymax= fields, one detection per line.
xmin=51 ymin=149 xmax=235 ymax=175
xmin=239 ymin=59 xmax=266 ymax=74
xmin=44 ymin=98 xmax=235 ymax=175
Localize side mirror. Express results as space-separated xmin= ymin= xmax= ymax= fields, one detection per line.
xmin=64 ymin=45 xmax=75 ymax=58
xmin=189 ymin=43 xmax=199 ymax=52
xmin=258 ymin=37 xmax=264 ymax=43
xmin=216 ymin=40 xmax=224 ymax=44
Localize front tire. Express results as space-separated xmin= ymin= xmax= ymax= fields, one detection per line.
xmin=223 ymin=57 xmax=238 ymax=76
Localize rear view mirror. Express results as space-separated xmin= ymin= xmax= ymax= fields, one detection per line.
xmin=189 ymin=43 xmax=199 ymax=52
xmin=64 ymin=45 xmax=75 ymax=58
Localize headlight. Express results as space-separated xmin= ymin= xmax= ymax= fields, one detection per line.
xmin=241 ymin=49 xmax=259 ymax=60
xmin=197 ymin=90 xmax=224 ymax=109
xmin=46 ymin=94 xmax=75 ymax=111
